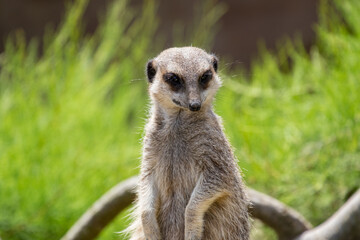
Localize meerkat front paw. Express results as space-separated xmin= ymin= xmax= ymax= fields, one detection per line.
xmin=145 ymin=236 xmax=160 ymax=240
xmin=144 ymin=230 xmax=161 ymax=240
xmin=185 ymin=232 xmax=202 ymax=240
xmin=142 ymin=211 xmax=161 ymax=240
xmin=184 ymin=205 xmax=204 ymax=240
xmin=185 ymin=221 xmax=202 ymax=238
xmin=143 ymin=224 xmax=161 ymax=240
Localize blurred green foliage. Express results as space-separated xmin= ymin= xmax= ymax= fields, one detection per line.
xmin=0 ymin=0 xmax=359 ymax=239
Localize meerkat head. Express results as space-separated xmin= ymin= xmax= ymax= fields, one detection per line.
xmin=146 ymin=47 xmax=221 ymax=113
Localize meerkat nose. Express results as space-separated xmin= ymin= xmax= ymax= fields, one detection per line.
xmin=189 ymin=101 xmax=201 ymax=111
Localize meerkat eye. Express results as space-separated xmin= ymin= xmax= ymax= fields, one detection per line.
xmin=199 ymin=70 xmax=213 ymax=87
xmin=164 ymin=73 xmax=182 ymax=91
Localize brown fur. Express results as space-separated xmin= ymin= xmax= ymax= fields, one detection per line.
xmin=125 ymin=47 xmax=250 ymax=240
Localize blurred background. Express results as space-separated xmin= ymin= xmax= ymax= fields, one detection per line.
xmin=0 ymin=0 xmax=318 ymax=68
xmin=0 ymin=0 xmax=359 ymax=239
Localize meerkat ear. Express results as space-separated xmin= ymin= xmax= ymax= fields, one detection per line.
xmin=212 ymin=55 xmax=218 ymax=72
xmin=146 ymin=59 xmax=156 ymax=83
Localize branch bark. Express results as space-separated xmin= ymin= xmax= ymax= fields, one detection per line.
xmin=248 ymin=189 xmax=312 ymax=240
xmin=61 ymin=176 xmax=138 ymax=240
xmin=295 ymin=189 xmax=360 ymax=240
xmin=61 ymin=176 xmax=359 ymax=240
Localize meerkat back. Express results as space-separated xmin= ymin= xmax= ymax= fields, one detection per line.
xmin=127 ymin=47 xmax=250 ymax=240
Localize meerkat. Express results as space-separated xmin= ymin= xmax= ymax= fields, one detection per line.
xmin=126 ymin=47 xmax=250 ymax=240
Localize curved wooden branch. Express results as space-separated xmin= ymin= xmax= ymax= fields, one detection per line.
xmin=295 ymin=189 xmax=360 ymax=240
xmin=248 ymin=189 xmax=312 ymax=240
xmin=61 ymin=176 xmax=312 ymax=240
xmin=63 ymin=178 xmax=360 ymax=240
xmin=61 ymin=176 xmax=139 ymax=240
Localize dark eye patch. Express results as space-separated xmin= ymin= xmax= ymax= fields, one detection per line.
xmin=163 ymin=73 xmax=183 ymax=91
xmin=199 ymin=70 xmax=213 ymax=88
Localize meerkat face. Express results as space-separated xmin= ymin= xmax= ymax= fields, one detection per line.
xmin=146 ymin=47 xmax=221 ymax=112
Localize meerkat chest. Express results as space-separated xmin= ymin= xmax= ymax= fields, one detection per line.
xmin=144 ymin=113 xmax=226 ymax=197
xmin=148 ymin=129 xmax=201 ymax=197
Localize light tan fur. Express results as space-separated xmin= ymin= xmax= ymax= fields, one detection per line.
xmin=126 ymin=47 xmax=250 ymax=240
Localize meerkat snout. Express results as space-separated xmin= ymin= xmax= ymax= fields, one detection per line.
xmin=188 ymin=87 xmax=202 ymax=111
xmin=189 ymin=100 xmax=201 ymax=111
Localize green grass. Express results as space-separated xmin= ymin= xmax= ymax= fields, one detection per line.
xmin=0 ymin=0 xmax=359 ymax=239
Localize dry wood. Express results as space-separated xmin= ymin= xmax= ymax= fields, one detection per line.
xmin=61 ymin=176 xmax=138 ymax=240
xmin=248 ymin=188 xmax=312 ymax=240
xmin=295 ymin=189 xmax=360 ymax=240
xmin=61 ymin=176 xmax=360 ymax=240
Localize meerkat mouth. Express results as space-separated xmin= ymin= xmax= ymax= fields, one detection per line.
xmin=172 ymin=99 xmax=182 ymax=107
xmin=172 ymin=99 xmax=201 ymax=112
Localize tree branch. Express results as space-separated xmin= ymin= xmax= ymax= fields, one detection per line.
xmin=62 ymin=176 xmax=313 ymax=240
xmin=61 ymin=176 xmax=138 ymax=240
xmin=295 ymin=189 xmax=360 ymax=240
xmin=61 ymin=177 xmax=360 ymax=240
xmin=248 ymin=189 xmax=312 ymax=240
